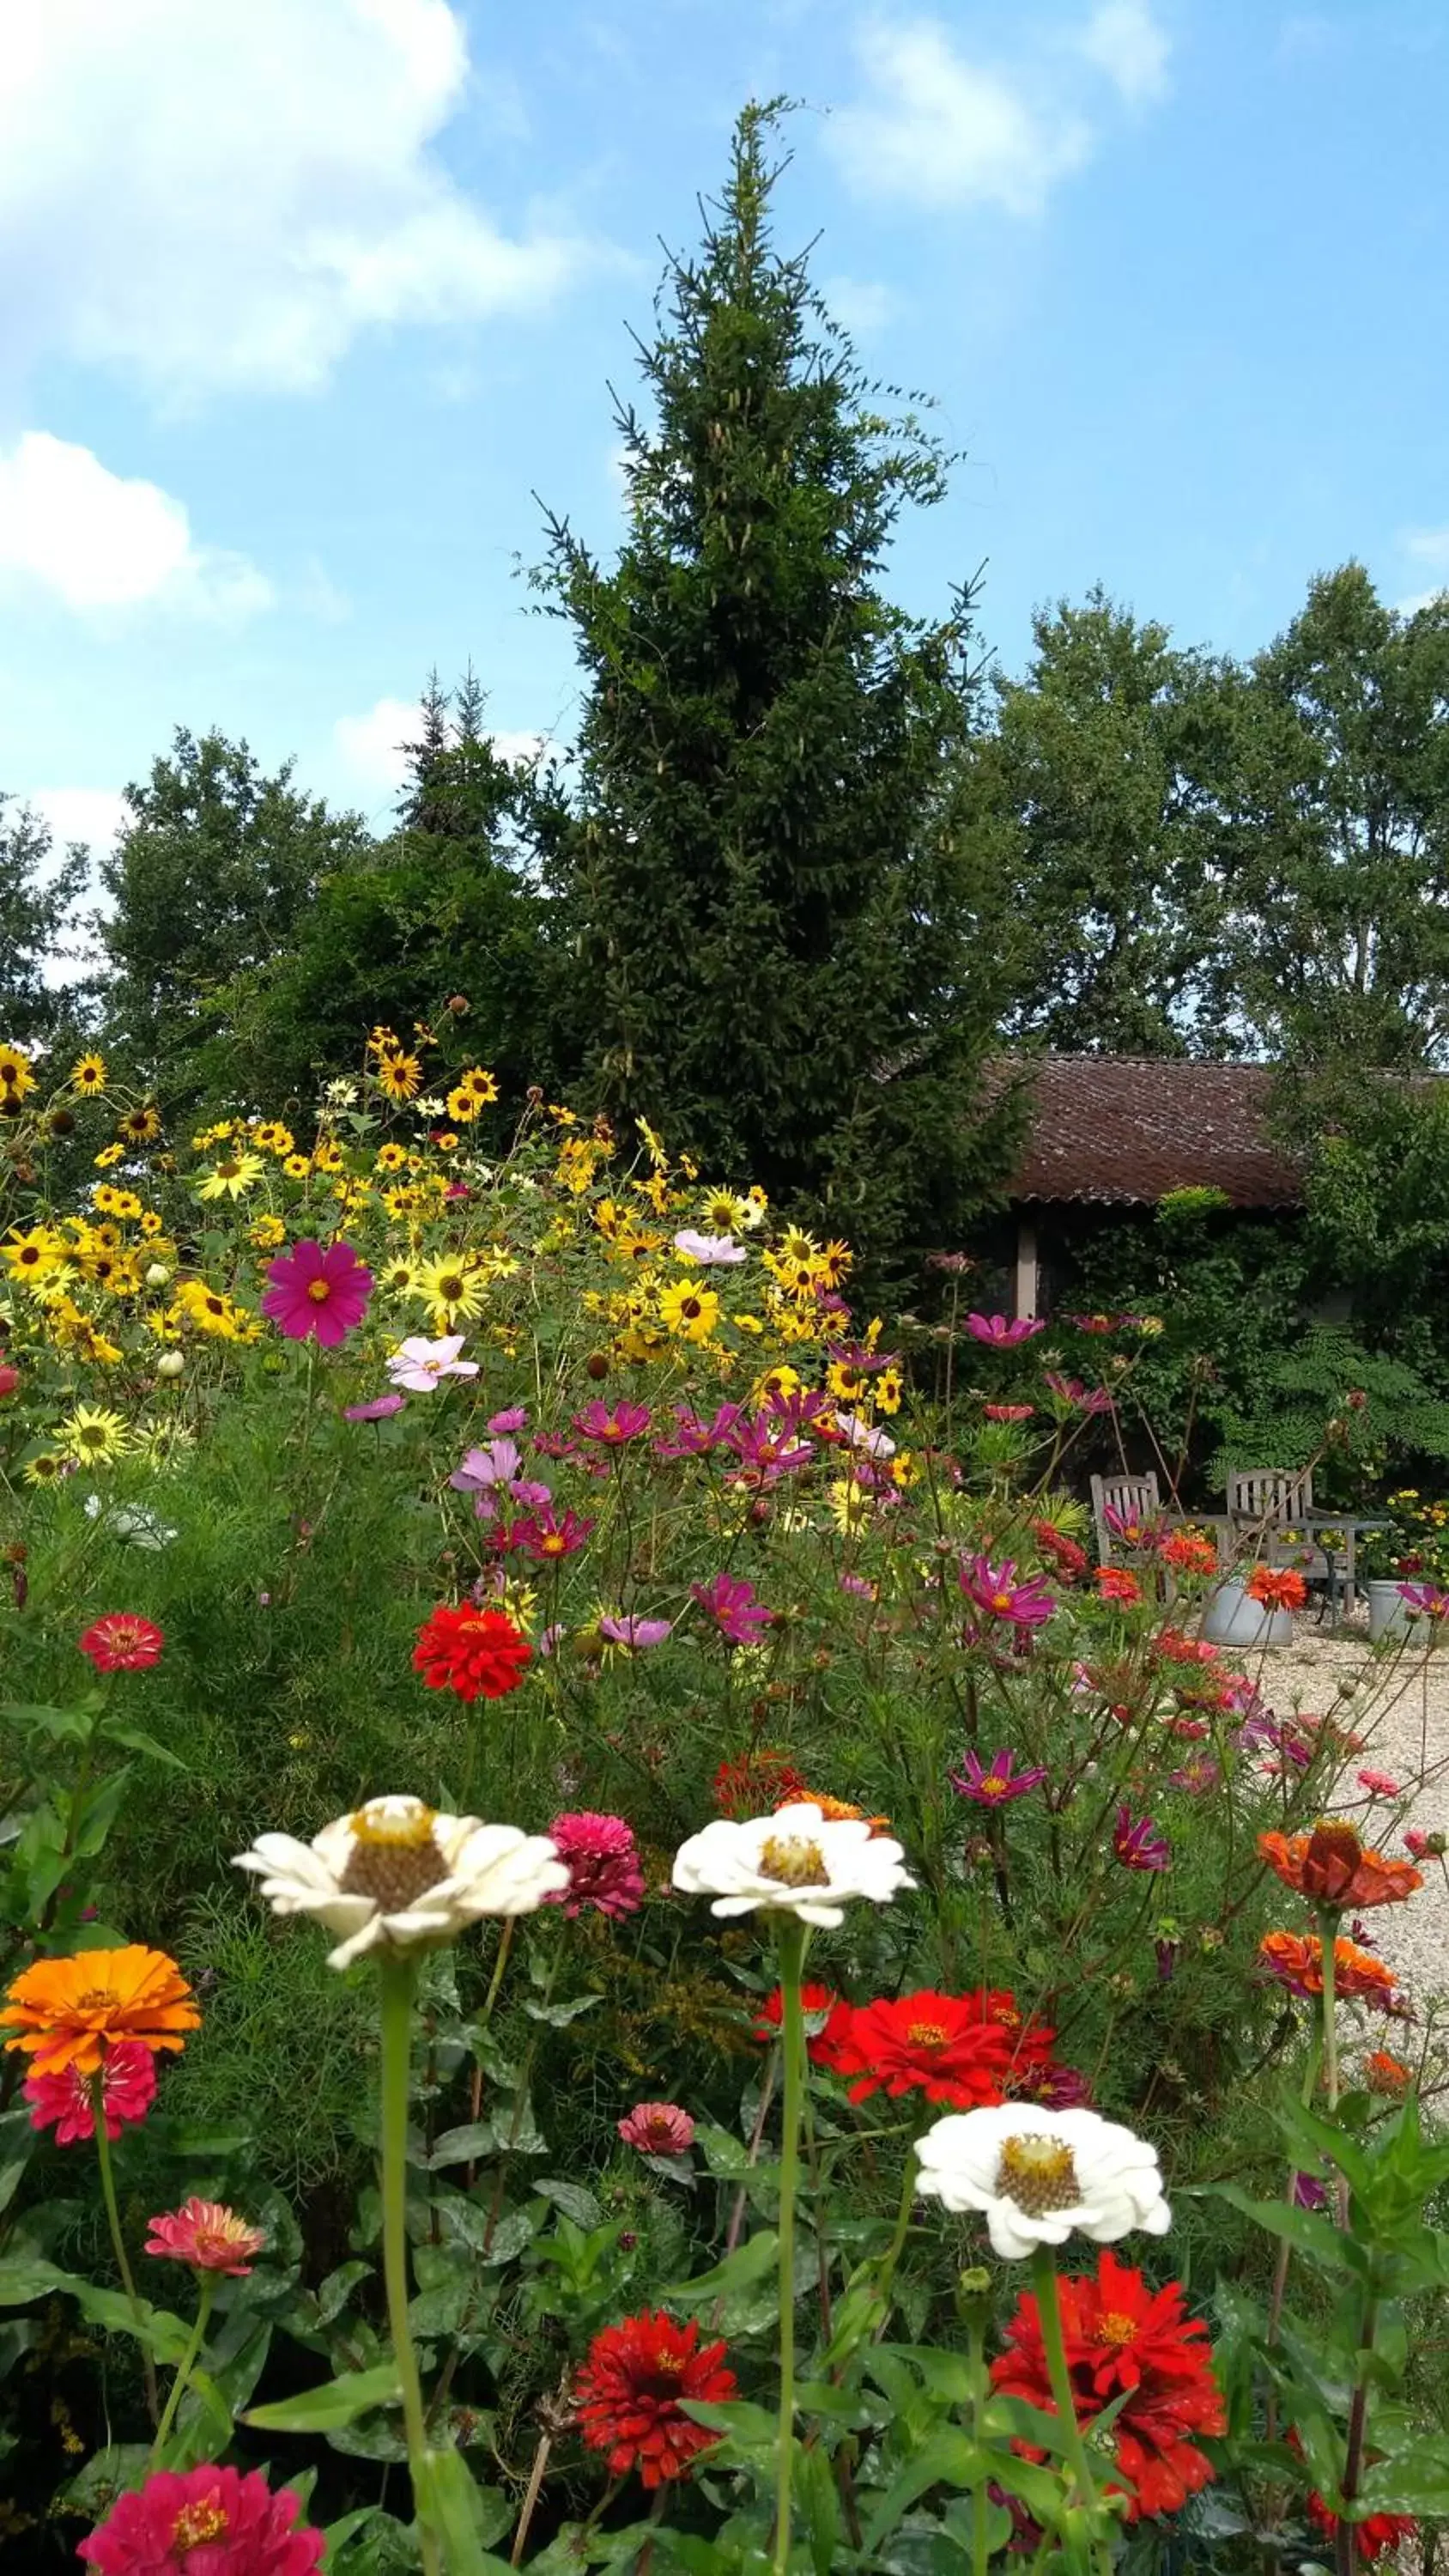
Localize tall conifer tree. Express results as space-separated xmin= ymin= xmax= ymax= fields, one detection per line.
xmin=535 ymin=103 xmax=1015 ymax=1261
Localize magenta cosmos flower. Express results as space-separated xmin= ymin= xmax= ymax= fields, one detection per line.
xmin=959 ymin=1556 xmax=1055 ymax=1630
xmin=951 ymin=1747 xmax=1048 ymax=1806
xmin=262 ymin=1238 xmax=373 ymax=1346
xmin=1113 ymin=1807 xmax=1172 ymax=1871
xmin=691 ymin=1571 xmax=775 ymax=1645
xmin=78 ymin=2464 xmax=324 ymax=2573
xmin=598 ymin=1613 xmax=673 ymax=1649
xmin=546 ymin=1812 xmax=646 ymax=1917
xmin=343 ymin=1390 xmax=407 ymax=1423
xmin=26 ymin=2039 xmax=156 ymax=2145
xmin=965 ymin=1312 xmax=1046 ymax=1346
xmin=506 ymin=1505 xmax=594 ymax=1562
xmin=618 ymin=2102 xmax=696 ymax=2154
xmin=572 ymin=1399 xmax=652 ymax=1447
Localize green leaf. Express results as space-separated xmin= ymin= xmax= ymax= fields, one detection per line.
xmin=413 ymin=2447 xmax=516 ymax=2571
xmin=0 ymin=2255 xmax=69 ymax=2306
xmin=663 ymin=2230 xmax=778 ymax=2306
xmin=1202 ymin=2182 xmax=1368 ymax=2275
xmin=246 ymin=2360 xmax=403 ymax=2432
xmin=862 ymin=2431 xmax=993 ymax=2549
xmin=533 ymin=2178 xmax=601 ymax=2230
xmin=106 ymin=1722 xmax=189 ymax=1771
xmin=2 ymin=1702 xmax=94 ymax=1744
xmin=69 ymin=2281 xmax=193 ymax=2365
xmin=427 ymin=2121 xmax=496 ymax=2168
xmin=521 ymin=1992 xmax=601 ymax=2026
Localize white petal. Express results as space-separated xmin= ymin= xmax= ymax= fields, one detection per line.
xmin=326 ymin=1917 xmax=388 ymax=1971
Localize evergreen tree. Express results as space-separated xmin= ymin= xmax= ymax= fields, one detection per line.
xmin=0 ymin=797 xmax=88 ymax=1045
xmin=534 ymin=102 xmax=1017 ymax=1262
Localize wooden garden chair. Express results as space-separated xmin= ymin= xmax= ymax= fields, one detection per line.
xmin=1090 ymin=1471 xmax=1163 ymax=1565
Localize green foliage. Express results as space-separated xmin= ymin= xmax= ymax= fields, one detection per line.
xmin=533 ymin=102 xmax=1019 ymax=1267
xmin=1212 ymin=1325 xmax=1449 ymax=1486
xmin=0 ymin=795 xmax=88 ymax=1046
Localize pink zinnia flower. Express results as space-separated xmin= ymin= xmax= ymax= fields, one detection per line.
xmin=25 ymin=2038 xmax=156 ymax=2145
xmin=965 ymin=1312 xmax=1046 ymax=1346
xmin=691 ymin=1571 xmax=774 ymax=1645
xmin=573 ymin=1399 xmax=652 ymax=1446
xmin=145 ymin=2196 xmax=267 ymax=2275
xmin=78 ymin=1613 xmax=164 ymax=1673
xmin=959 ymin=1556 xmax=1055 ymax=1630
xmin=261 ymin=1238 xmax=372 ymax=1346
xmin=618 ymin=2102 xmax=696 ymax=2155
xmin=78 ymin=2464 xmax=324 ymax=2573
xmin=1357 ymin=1770 xmax=1402 ymax=1799
xmin=546 ymin=1812 xmax=646 ymax=1917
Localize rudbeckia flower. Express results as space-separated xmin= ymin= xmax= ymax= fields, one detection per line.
xmin=672 ymin=1801 xmax=913 ymax=1928
xmin=234 ymin=1794 xmax=568 ymax=1970
xmin=913 ymin=2103 xmax=1171 ymax=2259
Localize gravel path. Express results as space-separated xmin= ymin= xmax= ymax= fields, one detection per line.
xmin=1254 ymin=1616 xmax=1449 ymax=2003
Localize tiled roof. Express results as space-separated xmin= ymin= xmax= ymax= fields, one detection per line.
xmin=1003 ymin=1056 xmax=1303 ymax=1208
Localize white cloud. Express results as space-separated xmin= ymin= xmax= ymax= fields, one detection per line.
xmin=334 ymin=696 xmax=419 ymax=795
xmin=1394 ymin=527 xmax=1449 ymax=614
xmin=1080 ymin=1 xmax=1170 ymax=105
xmin=823 ymin=275 xmax=898 ymax=334
xmin=829 ymin=5 xmax=1169 ymax=215
xmin=0 ymin=0 xmax=586 ymax=403
xmin=0 ymin=432 xmax=271 ymax=618
xmin=25 ymin=787 xmax=129 ymax=857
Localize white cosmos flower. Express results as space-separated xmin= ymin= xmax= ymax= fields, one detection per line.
xmin=914 ymin=2104 xmax=1171 ymax=2261
xmin=672 ymin=1229 xmax=748 ymax=1267
xmin=234 ymin=1794 xmax=568 ymax=1971
xmin=672 ymin=1801 xmax=913 ymax=1929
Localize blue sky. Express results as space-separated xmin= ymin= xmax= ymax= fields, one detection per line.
xmin=3 ymin=0 xmax=1446 ymax=865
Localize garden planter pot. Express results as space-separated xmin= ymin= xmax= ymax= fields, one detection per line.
xmin=1202 ymin=1578 xmax=1293 ymax=1649
xmin=1367 ymin=1579 xmax=1410 ymax=1643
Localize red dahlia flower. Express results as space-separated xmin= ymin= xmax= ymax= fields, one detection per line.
xmin=78 ymin=1613 xmax=164 ymax=1673
xmin=412 ymin=1601 xmax=532 ymax=1701
xmin=991 ymin=2248 xmax=1225 ymax=2520
xmin=261 ymin=1237 xmax=373 ymax=1346
xmin=78 ymin=2463 xmax=324 ymax=2572
xmin=575 ymin=2310 xmax=736 ymax=2488
xmin=752 ymin=1983 xmax=856 ymax=2069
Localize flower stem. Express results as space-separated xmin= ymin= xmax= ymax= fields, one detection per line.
xmin=967 ymin=2308 xmax=990 ymax=2576
xmin=149 ymin=2271 xmax=215 ymax=2464
xmin=773 ymin=1917 xmax=809 ymax=2576
xmin=90 ymin=2077 xmax=159 ymax=2427
xmin=1029 ymin=2241 xmax=1109 ymax=2576
xmin=378 ymin=1953 xmax=440 ymax=2576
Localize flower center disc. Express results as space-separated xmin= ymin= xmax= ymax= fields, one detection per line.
xmin=996 ymin=2134 xmax=1081 ymax=2216
xmin=306 ymin=1278 xmax=333 ymax=1303
xmin=907 ymin=2022 xmax=948 ymax=2049
xmin=1094 ymin=2310 xmax=1137 ymax=2348
xmin=173 ymin=2497 xmax=230 ymax=2547
xmin=342 ymin=1802 xmax=447 ymax=1911
xmin=758 ymin=1834 xmax=830 ymax=1889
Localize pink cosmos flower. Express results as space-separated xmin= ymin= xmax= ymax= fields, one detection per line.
xmin=1042 ymin=1373 xmax=1113 ymax=1414
xmin=1404 ymin=1827 xmax=1447 ymax=1860
xmin=386 ymin=1334 xmax=479 ymax=1391
xmin=488 ymin=1406 xmax=529 ymax=1432
xmin=672 ymin=1230 xmax=747 ymax=1265
xmin=261 ymin=1238 xmax=373 ymax=1346
xmin=452 ymin=1437 xmax=523 ymax=1491
xmin=951 ymin=1747 xmax=1047 ymax=1806
xmin=25 ymin=2038 xmax=156 ymax=2145
xmin=506 ymin=1506 xmax=594 ymax=1562
xmin=1357 ymin=1770 xmax=1402 ymax=1799
xmin=145 ymin=2196 xmax=267 ymax=2275
xmin=691 ymin=1571 xmax=775 ymax=1645
xmin=597 ymin=1614 xmax=673 ymax=1649
xmin=1399 ymin=1583 xmax=1449 ymax=1618
xmin=1113 ymin=1807 xmax=1171 ymax=1871
xmin=834 ymin=1411 xmax=895 ymax=1457
xmin=618 ymin=2102 xmax=696 ymax=2154
xmin=965 ymin=1313 xmax=1046 ymax=1346
xmin=958 ymin=1556 xmax=1055 ymax=1630
xmin=724 ymin=1413 xmax=815 ymax=1482
xmin=546 ymin=1813 xmax=646 ymax=1917
xmin=343 ymin=1391 xmax=407 ymax=1422
xmin=984 ymin=1403 xmax=1035 ymax=1423
xmin=655 ymin=1403 xmax=745 ymax=1460
xmin=78 ymin=2464 xmax=324 ymax=2573
xmin=573 ymin=1400 xmax=652 ymax=1446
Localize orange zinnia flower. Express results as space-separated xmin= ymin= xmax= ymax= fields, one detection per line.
xmin=1258 ymin=1822 xmax=1423 ymax=1911
xmin=1258 ymin=1931 xmax=1400 ymax=2008
xmin=1246 ymin=1565 xmax=1307 ymax=1612
xmin=791 ymin=1789 xmax=894 ymax=1838
xmin=0 ymin=1945 xmax=199 ymax=2081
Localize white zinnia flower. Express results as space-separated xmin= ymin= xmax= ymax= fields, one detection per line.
xmin=672 ymin=1801 xmax=913 ymax=1929
xmin=234 ymin=1794 xmax=568 ymax=1971
xmin=914 ymin=2105 xmax=1172 ymax=2261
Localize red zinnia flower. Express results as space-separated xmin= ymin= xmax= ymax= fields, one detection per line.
xmin=1096 ymin=1568 xmax=1142 ymax=1606
xmin=1160 ymin=1530 xmax=1218 ymax=1576
xmin=1033 ymin=1521 xmax=1088 ymax=1583
xmin=412 ymin=1601 xmax=532 ymax=1702
xmin=78 ymin=2462 xmax=324 ymax=2573
xmin=1245 ymin=1564 xmax=1307 ymax=1613
xmin=1290 ymin=2435 xmax=1417 ymax=2565
xmin=25 ymin=2038 xmax=156 ymax=2145
xmin=261 ymin=1236 xmax=373 ymax=1346
xmin=752 ymin=1983 xmax=856 ymax=2070
xmin=833 ymin=1989 xmax=1046 ymax=2108
xmin=575 ymin=2310 xmax=736 ymax=2488
xmin=545 ymin=1811 xmax=645 ymax=1917
xmin=78 ymin=1613 xmax=164 ymax=1673
xmin=991 ymin=2248 xmax=1226 ymax=2520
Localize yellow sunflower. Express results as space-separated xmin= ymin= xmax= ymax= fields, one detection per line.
xmin=2 ymin=1227 xmax=67 ymax=1285
xmin=94 ymin=1143 xmax=125 ymax=1169
xmin=282 ymin=1153 xmax=312 ymax=1180
xmin=59 ymin=1405 xmax=130 ymax=1467
xmin=0 ymin=1044 xmax=35 ymax=1101
xmin=415 ymin=1255 xmax=487 ymax=1331
xmin=118 ymin=1106 xmax=162 ymax=1145
xmin=197 ymin=1152 xmax=265 ymax=1203
xmin=254 ymin=1121 xmax=295 ymax=1157
xmin=658 ymin=1279 xmax=720 ymax=1343
xmin=70 ymin=1052 xmax=107 ymax=1096
xmin=375 ymin=1054 xmax=422 ymax=1103
xmin=374 ymin=1142 xmax=409 ymax=1174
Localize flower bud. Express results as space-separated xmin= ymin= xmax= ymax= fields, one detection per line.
xmin=145 ymin=1261 xmax=171 ymax=1288
xmin=156 ymin=1351 xmax=185 ymax=1379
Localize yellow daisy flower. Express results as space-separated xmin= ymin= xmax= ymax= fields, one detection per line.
xmin=70 ymin=1052 xmax=107 ymax=1095
xmin=60 ymin=1404 xmax=130 ymax=1467
xmin=658 ymin=1279 xmax=720 ymax=1343
xmin=416 ymin=1254 xmax=487 ymax=1331
xmin=94 ymin=1143 xmax=125 ymax=1169
xmin=197 ymin=1151 xmax=265 ymax=1202
xmin=375 ymin=1053 xmax=422 ymax=1103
